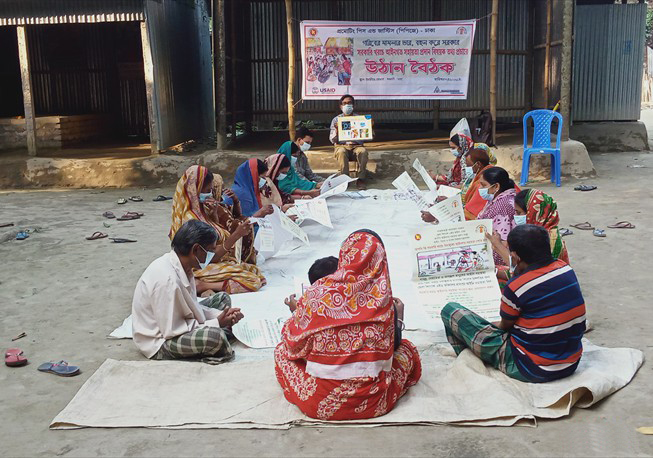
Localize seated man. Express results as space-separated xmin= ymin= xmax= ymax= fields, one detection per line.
xmin=441 ymin=224 xmax=586 ymax=383
xmin=329 ymin=94 xmax=369 ymax=190
xmin=293 ymin=127 xmax=324 ymax=184
xmin=132 ymin=219 xmax=244 ymax=364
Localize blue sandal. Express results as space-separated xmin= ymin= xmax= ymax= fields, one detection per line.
xmin=38 ymin=360 xmax=80 ymax=377
xmin=16 ymin=231 xmax=29 ymax=240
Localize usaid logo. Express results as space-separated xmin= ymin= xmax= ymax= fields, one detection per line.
xmin=312 ymin=87 xmax=336 ymax=94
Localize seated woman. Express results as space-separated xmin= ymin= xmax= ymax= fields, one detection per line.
xmin=476 ymin=167 xmax=517 ymax=267
xmin=274 ymin=230 xmax=422 ymax=421
xmin=488 ymin=189 xmax=570 ymax=284
xmin=430 ymin=132 xmax=496 ymax=187
xmin=170 ymin=165 xmax=266 ymax=294
xmin=462 ymin=148 xmax=493 ymax=219
xmin=231 ymin=159 xmax=293 ymax=217
xmin=265 ymin=153 xmax=313 ymax=204
xmin=276 ymin=141 xmax=321 ymax=199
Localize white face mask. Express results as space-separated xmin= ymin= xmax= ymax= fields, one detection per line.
xmin=196 ymin=246 xmax=215 ymax=270
xmin=514 ymin=214 xmax=527 ymax=226
xmin=277 ymin=172 xmax=287 ymax=180
xmin=300 ymin=141 xmax=311 ymax=152
xmin=199 ymin=192 xmax=212 ymax=203
xmin=342 ymin=104 xmax=354 ymax=115
xmin=479 ymin=187 xmax=494 ymax=201
xmin=290 ymin=156 xmax=298 ymax=167
xmin=258 ymin=177 xmax=266 ymax=188
xmin=464 ymin=166 xmax=474 ymax=177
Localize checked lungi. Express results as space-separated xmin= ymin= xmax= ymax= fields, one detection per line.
xmin=440 ymin=302 xmax=528 ymax=382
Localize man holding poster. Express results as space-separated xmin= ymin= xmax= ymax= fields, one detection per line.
xmin=329 ymin=95 xmax=370 ymax=189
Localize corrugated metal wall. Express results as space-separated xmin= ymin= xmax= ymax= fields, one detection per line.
xmin=249 ymin=0 xmax=530 ymax=125
xmin=0 ymin=0 xmax=144 ymax=25
xmin=572 ymin=3 xmax=646 ymax=121
xmin=144 ymin=0 xmax=215 ymax=150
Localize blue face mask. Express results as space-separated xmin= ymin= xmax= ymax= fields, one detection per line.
xmin=196 ymin=245 xmax=215 ymax=270
xmin=464 ymin=166 xmax=474 ymax=177
xmin=258 ymin=177 xmax=266 ymax=188
xmin=479 ymin=187 xmax=494 ymax=201
xmin=277 ymin=172 xmax=287 ymax=180
xmin=199 ymin=192 xmax=213 ymax=203
xmin=514 ymin=214 xmax=527 ymax=225
xmin=451 ymin=148 xmax=461 ymax=158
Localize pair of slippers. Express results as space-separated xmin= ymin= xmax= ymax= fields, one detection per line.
xmin=570 ymin=221 xmax=635 ymax=238
xmin=103 ymin=211 xmax=144 ymax=221
xmin=153 ymin=195 xmax=172 ymax=202
xmin=5 ymin=349 xmax=81 ymax=376
xmin=574 ymin=184 xmax=597 ymax=192
xmin=118 ymin=196 xmax=143 ymax=204
xmin=86 ymin=232 xmax=136 ymax=243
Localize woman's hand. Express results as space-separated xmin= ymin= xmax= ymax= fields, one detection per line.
xmin=485 ymin=231 xmax=502 ymax=249
xmin=203 ymin=198 xmax=220 ymax=216
xmin=223 ymin=189 xmax=239 ymax=203
xmin=308 ymin=189 xmax=321 ymax=198
xmin=284 ymin=294 xmax=298 ymax=312
xmin=281 ymin=203 xmax=295 ymax=213
xmin=421 ymin=211 xmax=437 ymax=224
xmin=233 ymin=221 xmax=252 ymax=240
xmin=253 ymin=204 xmax=274 ymax=218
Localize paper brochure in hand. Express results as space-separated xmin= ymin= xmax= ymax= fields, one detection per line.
xmin=392 ymin=171 xmax=429 ymax=210
xmin=411 ymin=219 xmax=501 ymax=323
xmin=232 ymin=317 xmax=286 ymax=349
xmin=412 ymin=158 xmax=438 ymax=192
xmin=287 ymin=198 xmax=333 ymax=228
xmin=427 ymin=193 xmax=465 ymax=225
xmin=320 ymin=174 xmax=357 ymax=194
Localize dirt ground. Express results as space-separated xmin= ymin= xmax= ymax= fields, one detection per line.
xmin=1 ymin=150 xmax=652 ymax=457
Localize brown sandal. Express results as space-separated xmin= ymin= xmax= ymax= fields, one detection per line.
xmin=607 ymin=221 xmax=635 ymax=229
xmin=570 ymin=222 xmax=595 ymax=230
xmin=86 ymin=232 xmax=108 ymax=240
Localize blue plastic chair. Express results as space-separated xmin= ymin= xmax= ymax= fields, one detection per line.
xmin=520 ymin=109 xmax=562 ymax=187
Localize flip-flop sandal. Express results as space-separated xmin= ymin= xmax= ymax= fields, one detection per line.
xmin=129 ymin=196 xmax=143 ymax=202
xmin=559 ymin=228 xmax=573 ymax=237
xmin=0 ymin=222 xmax=14 ymax=228
xmin=570 ymin=222 xmax=595 ymax=230
xmin=117 ymin=213 xmax=140 ymax=221
xmin=117 ymin=198 xmax=127 ymax=204
xmin=153 ymin=195 xmax=172 ymax=201
xmin=125 ymin=211 xmax=144 ymax=217
xmin=38 ymin=360 xmax=80 ymax=377
xmin=16 ymin=231 xmax=29 ymax=240
xmin=593 ymin=229 xmax=606 ymax=238
xmin=109 ymin=238 xmax=137 ymax=243
xmin=5 ymin=348 xmax=28 ymax=367
xmin=574 ymin=185 xmax=597 ymax=191
xmin=102 ymin=211 xmax=115 ymax=219
xmin=607 ymin=221 xmax=635 ymax=229
xmin=86 ymin=232 xmax=108 ymax=240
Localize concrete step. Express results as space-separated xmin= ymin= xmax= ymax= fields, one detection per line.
xmin=306 ymin=150 xmax=378 ymax=175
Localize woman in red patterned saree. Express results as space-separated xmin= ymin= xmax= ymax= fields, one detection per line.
xmin=274 ymin=230 xmax=422 ymax=421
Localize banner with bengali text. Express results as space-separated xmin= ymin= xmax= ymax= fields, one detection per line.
xmin=300 ymin=20 xmax=476 ymax=100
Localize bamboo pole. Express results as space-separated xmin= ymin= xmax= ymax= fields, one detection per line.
xmin=544 ymin=0 xmax=552 ymax=108
xmin=560 ymin=0 xmax=574 ymax=140
xmin=489 ymin=0 xmax=499 ymax=145
xmin=17 ymin=26 xmax=37 ymax=157
xmin=215 ymin=0 xmax=228 ymax=149
xmin=285 ymin=0 xmax=296 ymax=141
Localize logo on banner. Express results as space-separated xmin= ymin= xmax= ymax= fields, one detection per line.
xmin=456 ymin=27 xmax=468 ymax=35
xmin=475 ymin=225 xmax=486 ymax=234
xmin=309 ymin=28 xmax=318 ymax=37
xmin=312 ymin=87 xmax=336 ymax=94
xmin=415 ymin=234 xmax=422 ymax=241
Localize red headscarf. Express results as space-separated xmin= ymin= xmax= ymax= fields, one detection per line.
xmin=282 ymin=231 xmax=395 ymax=378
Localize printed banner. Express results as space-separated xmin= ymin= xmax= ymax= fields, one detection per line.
xmin=300 ymin=20 xmax=476 ymax=100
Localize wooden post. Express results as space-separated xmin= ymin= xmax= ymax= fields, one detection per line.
xmin=141 ymin=22 xmax=160 ymax=155
xmin=544 ymin=0 xmax=552 ymax=108
xmin=285 ymin=0 xmax=296 ymax=141
xmin=16 ymin=26 xmax=37 ymax=157
xmin=560 ymin=0 xmax=574 ymax=140
xmin=489 ymin=0 xmax=499 ymax=145
xmin=230 ymin=0 xmax=239 ymax=141
xmin=215 ymin=0 xmax=228 ymax=149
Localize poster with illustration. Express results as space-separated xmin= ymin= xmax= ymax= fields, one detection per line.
xmin=300 ymin=20 xmax=476 ymax=100
xmin=337 ymin=115 xmax=374 ymax=142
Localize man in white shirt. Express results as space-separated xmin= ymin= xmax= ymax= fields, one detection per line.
xmin=132 ymin=219 xmax=244 ymax=364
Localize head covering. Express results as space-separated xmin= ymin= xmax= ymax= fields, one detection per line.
xmin=276 ymin=141 xmax=316 ymax=193
xmin=232 ymin=159 xmax=262 ymax=217
xmin=265 ymin=153 xmax=286 ymax=181
xmin=282 ymin=230 xmax=394 ymax=379
xmin=524 ymin=189 xmax=569 ymax=263
xmin=169 ymin=165 xmax=228 ymax=240
xmin=447 ymin=133 xmax=473 ymax=186
xmin=472 ymin=142 xmax=498 ymax=165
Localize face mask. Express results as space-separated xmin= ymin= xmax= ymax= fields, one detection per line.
xmin=300 ymin=142 xmax=311 ymax=152
xmin=342 ymin=104 xmax=354 ymax=115
xmin=290 ymin=156 xmax=298 ymax=167
xmin=199 ymin=192 xmax=212 ymax=203
xmin=277 ymin=172 xmax=287 ymax=180
xmin=514 ymin=214 xmax=527 ymax=226
xmin=258 ymin=177 xmax=266 ymax=188
xmin=479 ymin=186 xmax=495 ymax=201
xmin=464 ymin=166 xmax=474 ymax=177
xmin=509 ymin=256 xmax=516 ymax=275
xmin=451 ymin=148 xmax=461 ymax=158
xmin=195 ymin=246 xmax=215 ymax=270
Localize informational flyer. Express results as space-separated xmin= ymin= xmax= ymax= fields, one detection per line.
xmin=427 ymin=193 xmax=464 ymax=225
xmin=437 ymin=184 xmax=461 ymax=199
xmin=321 ymin=173 xmax=357 ymax=194
xmin=300 ymin=20 xmax=477 ymax=100
xmin=252 ymin=206 xmax=309 ymax=258
xmin=317 ymin=180 xmax=350 ymax=199
xmin=392 ymin=171 xmax=430 ymax=210
xmin=412 ymin=158 xmax=437 ymax=192
xmin=232 ymin=317 xmax=286 ymax=349
xmin=337 ymin=115 xmax=374 ymax=142
xmin=411 ymin=219 xmax=502 ymax=323
xmin=288 ymin=198 xmax=333 ymax=228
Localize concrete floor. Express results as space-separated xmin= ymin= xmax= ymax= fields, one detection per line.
xmin=0 ymin=152 xmax=652 ymax=456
